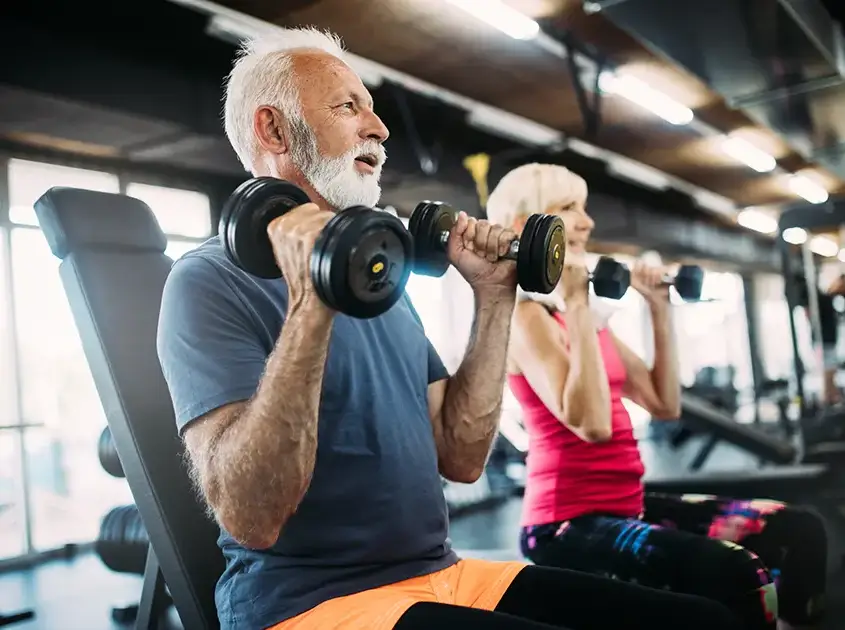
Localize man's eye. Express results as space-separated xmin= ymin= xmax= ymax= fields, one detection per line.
xmin=342 ymin=102 xmax=355 ymax=110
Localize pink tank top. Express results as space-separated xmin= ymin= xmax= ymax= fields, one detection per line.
xmin=508 ymin=310 xmax=645 ymax=526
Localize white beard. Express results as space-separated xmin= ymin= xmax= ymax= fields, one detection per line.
xmin=289 ymin=119 xmax=386 ymax=210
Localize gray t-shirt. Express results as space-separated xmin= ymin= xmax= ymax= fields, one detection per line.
xmin=157 ymin=238 xmax=458 ymax=629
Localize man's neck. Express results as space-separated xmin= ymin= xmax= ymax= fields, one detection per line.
xmin=253 ymin=161 xmax=336 ymax=214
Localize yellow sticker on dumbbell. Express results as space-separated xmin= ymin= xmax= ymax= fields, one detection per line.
xmin=372 ymin=261 xmax=385 ymax=274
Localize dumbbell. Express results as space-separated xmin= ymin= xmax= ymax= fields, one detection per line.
xmin=408 ymin=201 xmax=566 ymax=294
xmin=219 ymin=177 xmax=412 ymax=319
xmin=591 ymin=256 xmax=704 ymax=301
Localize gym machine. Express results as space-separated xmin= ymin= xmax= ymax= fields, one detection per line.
xmin=778 ymin=202 xmax=845 ymax=458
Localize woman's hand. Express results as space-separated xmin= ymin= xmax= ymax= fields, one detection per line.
xmin=630 ymin=261 xmax=670 ymax=307
xmin=558 ymin=253 xmax=590 ymax=307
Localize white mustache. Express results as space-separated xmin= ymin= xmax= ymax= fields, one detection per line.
xmin=354 ymin=141 xmax=387 ymax=167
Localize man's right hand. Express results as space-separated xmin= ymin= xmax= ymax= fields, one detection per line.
xmin=267 ymin=203 xmax=336 ymax=307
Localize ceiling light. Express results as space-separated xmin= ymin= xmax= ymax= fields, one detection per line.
xmin=598 ymin=72 xmax=694 ymax=126
xmin=782 ymin=227 xmax=807 ymax=244
xmin=606 ymin=157 xmax=671 ymax=190
xmin=721 ymin=136 xmax=776 ymax=173
xmin=693 ymin=190 xmax=737 ymax=216
xmin=443 ymin=0 xmax=540 ymax=40
xmin=737 ymin=208 xmax=778 ymax=234
xmin=788 ymin=174 xmax=829 ymax=204
xmin=467 ymin=106 xmax=563 ymax=146
xmin=811 ymin=235 xmax=839 ymax=257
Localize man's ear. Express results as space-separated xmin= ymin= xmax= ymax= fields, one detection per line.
xmin=253 ymin=106 xmax=289 ymax=155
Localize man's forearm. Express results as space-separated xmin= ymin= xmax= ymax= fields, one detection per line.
xmin=440 ymin=289 xmax=515 ymax=482
xmin=649 ymin=303 xmax=681 ymax=417
xmin=209 ymin=299 xmax=334 ymax=548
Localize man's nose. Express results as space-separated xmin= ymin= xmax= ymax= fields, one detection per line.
xmin=361 ymin=110 xmax=389 ymax=143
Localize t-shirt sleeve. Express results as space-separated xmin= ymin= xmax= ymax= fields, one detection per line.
xmin=402 ymin=294 xmax=449 ymax=384
xmin=157 ymin=256 xmax=269 ymax=434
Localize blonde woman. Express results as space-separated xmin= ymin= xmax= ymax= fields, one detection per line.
xmin=490 ymin=163 xmax=827 ymax=630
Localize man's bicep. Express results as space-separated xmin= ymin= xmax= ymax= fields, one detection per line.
xmin=157 ymin=258 xmax=268 ymax=435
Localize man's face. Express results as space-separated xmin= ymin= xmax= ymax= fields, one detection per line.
xmin=288 ymin=53 xmax=390 ymax=210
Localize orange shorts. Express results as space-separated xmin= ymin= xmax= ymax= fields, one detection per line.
xmin=269 ymin=558 xmax=527 ymax=630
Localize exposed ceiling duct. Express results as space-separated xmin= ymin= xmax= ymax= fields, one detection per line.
xmin=590 ymin=0 xmax=845 ymax=180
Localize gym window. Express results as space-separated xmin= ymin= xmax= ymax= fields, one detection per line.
xmin=0 ymin=157 xmax=214 ymax=560
xmin=125 ymin=183 xmax=212 ymax=240
xmin=8 ymin=159 xmax=120 ymax=226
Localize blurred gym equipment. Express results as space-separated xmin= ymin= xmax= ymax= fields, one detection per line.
xmin=0 ymin=611 xmax=35 ymax=628
xmin=778 ymin=203 xmax=845 ymax=462
xmin=98 ymin=426 xmax=125 ymax=479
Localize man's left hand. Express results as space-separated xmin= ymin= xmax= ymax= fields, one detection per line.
xmin=446 ymin=211 xmax=518 ymax=294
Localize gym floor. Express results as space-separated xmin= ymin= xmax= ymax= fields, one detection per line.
xmin=3 ymin=437 xmax=844 ymax=629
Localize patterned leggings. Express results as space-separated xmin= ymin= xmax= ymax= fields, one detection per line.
xmin=520 ymin=494 xmax=828 ymax=629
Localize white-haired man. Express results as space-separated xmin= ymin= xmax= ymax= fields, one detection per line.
xmin=157 ymin=27 xmax=742 ymax=630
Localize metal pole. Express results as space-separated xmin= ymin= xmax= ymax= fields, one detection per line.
xmin=801 ymin=241 xmax=825 ymax=371
xmin=781 ymin=241 xmax=807 ymax=414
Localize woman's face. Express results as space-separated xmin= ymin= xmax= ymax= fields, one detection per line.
xmin=544 ymin=200 xmax=595 ymax=258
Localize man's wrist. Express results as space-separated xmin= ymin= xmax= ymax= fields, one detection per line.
xmin=289 ymin=291 xmax=335 ymax=326
xmin=473 ymin=285 xmax=517 ymax=309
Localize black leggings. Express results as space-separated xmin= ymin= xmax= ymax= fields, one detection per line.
xmin=392 ymin=565 xmax=742 ymax=629
xmin=521 ymin=494 xmax=828 ymax=628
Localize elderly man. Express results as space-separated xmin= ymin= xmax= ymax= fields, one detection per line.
xmin=157 ymin=27 xmax=741 ymax=630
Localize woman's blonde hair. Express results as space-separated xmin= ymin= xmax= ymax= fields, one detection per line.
xmin=486 ymin=163 xmax=588 ymax=228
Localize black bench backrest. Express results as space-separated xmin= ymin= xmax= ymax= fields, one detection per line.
xmin=34 ymin=187 xmax=223 ymax=629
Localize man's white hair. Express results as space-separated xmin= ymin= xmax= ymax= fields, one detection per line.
xmin=224 ymin=27 xmax=347 ymax=172
xmin=486 ymin=163 xmax=588 ymax=228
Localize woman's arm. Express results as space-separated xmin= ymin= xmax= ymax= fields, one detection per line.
xmin=610 ymin=303 xmax=681 ymax=420
xmin=510 ymin=301 xmax=612 ymax=442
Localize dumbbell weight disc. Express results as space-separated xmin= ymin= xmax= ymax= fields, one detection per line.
xmin=219 ymin=177 xmax=312 ymax=279
xmin=674 ymin=265 xmax=704 ymax=301
xmin=97 ymin=426 xmax=124 ymax=479
xmin=311 ymin=208 xmax=412 ymax=318
xmin=517 ymin=214 xmax=566 ymax=294
xmin=409 ymin=201 xmax=454 ymax=278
